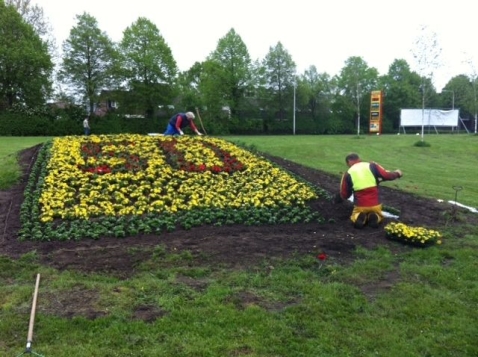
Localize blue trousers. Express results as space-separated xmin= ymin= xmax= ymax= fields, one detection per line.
xmin=164 ymin=124 xmax=180 ymax=135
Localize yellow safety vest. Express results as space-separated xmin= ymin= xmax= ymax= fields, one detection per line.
xmin=348 ymin=162 xmax=376 ymax=191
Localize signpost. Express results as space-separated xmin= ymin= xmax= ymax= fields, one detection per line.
xmin=369 ymin=90 xmax=383 ymax=134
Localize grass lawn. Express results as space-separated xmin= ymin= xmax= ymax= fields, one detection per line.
xmin=0 ymin=137 xmax=51 ymax=189
xmin=1 ymin=134 xmax=477 ymax=357
xmin=225 ymin=134 xmax=478 ymax=208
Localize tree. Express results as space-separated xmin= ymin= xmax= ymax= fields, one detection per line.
xmin=380 ymin=59 xmax=422 ymax=130
xmin=261 ymin=42 xmax=296 ymax=121
xmin=6 ymin=0 xmax=56 ymax=48
xmin=6 ymin=0 xmax=50 ymax=37
xmin=118 ymin=17 xmax=177 ymax=118
xmin=411 ymin=25 xmax=442 ymax=141
xmin=463 ymin=54 xmax=478 ymax=134
xmin=437 ymin=74 xmax=478 ymax=133
xmin=441 ymin=75 xmax=467 ymax=111
xmin=198 ymin=59 xmax=228 ymax=117
xmin=336 ymin=56 xmax=379 ymax=135
xmin=177 ymin=61 xmax=204 ymax=111
xmin=298 ymin=65 xmax=332 ymax=121
xmin=0 ymin=0 xmax=53 ymax=110
xmin=178 ymin=59 xmax=232 ymax=134
xmin=206 ymin=28 xmax=253 ymax=118
xmin=59 ymin=12 xmax=116 ymax=115
xmin=443 ymin=75 xmax=473 ymax=120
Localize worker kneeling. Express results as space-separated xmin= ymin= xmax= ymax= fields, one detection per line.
xmin=339 ymin=153 xmax=402 ymax=228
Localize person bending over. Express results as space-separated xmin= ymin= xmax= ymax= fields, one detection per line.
xmin=164 ymin=112 xmax=202 ymax=136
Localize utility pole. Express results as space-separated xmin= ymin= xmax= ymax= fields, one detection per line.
xmin=473 ymin=80 xmax=478 ymax=134
xmin=465 ymin=57 xmax=477 ymax=134
xmin=356 ymin=82 xmax=361 ymax=136
xmin=293 ymin=80 xmax=296 ymax=135
xmin=475 ymin=112 xmax=477 ymax=134
xmin=475 ymin=84 xmax=478 ymax=134
xmin=420 ymin=83 xmax=425 ymax=141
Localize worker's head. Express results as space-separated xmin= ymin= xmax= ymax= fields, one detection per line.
xmin=185 ymin=112 xmax=195 ymax=120
xmin=345 ymin=153 xmax=360 ymax=167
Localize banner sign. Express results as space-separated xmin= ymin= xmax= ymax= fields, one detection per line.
xmin=369 ymin=90 xmax=383 ymax=133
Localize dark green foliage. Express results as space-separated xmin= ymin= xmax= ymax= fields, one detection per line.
xmin=1 ymin=98 xmax=86 ymax=135
xmin=0 ymin=113 xmax=79 ymax=136
xmin=19 ymin=201 xmax=323 ymax=242
xmin=90 ymin=114 xmax=165 ymax=135
xmin=117 ymin=17 xmax=178 ymax=118
xmin=0 ymin=1 xmax=53 ymax=110
xmin=59 ymin=12 xmax=117 ymax=116
xmin=0 ymin=112 xmax=168 ymax=136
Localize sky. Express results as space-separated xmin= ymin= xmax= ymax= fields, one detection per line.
xmin=33 ymin=0 xmax=477 ymax=91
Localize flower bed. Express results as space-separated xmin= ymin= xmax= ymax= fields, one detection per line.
xmin=19 ymin=134 xmax=323 ymax=241
xmin=384 ymin=222 xmax=443 ymax=247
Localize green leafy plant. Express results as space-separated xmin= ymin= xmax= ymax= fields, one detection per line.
xmin=18 ymin=135 xmax=323 ymax=241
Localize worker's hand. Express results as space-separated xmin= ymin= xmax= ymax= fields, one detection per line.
xmin=196 ymin=131 xmax=203 ymax=136
xmin=396 ymin=169 xmax=403 ymax=178
xmin=178 ymin=130 xmax=184 ymax=135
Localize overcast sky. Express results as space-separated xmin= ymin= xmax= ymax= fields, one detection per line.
xmin=34 ymin=0 xmax=476 ymax=91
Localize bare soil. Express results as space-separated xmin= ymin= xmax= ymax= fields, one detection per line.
xmin=2 ymin=144 xmax=473 ymax=276
xmin=2 ymin=145 xmax=477 ymax=321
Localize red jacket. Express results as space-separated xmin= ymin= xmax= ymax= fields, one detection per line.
xmin=340 ymin=161 xmax=401 ymax=207
xmin=169 ymin=113 xmax=198 ymax=132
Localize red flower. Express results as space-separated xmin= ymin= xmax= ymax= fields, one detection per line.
xmin=317 ymin=253 xmax=327 ymax=261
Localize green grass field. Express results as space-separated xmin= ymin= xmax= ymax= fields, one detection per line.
xmin=1 ymin=134 xmax=478 ymax=357
xmin=225 ymin=134 xmax=478 ymax=208
xmin=0 ymin=137 xmax=52 ymax=189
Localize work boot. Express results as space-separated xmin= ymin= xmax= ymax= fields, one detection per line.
xmin=368 ymin=212 xmax=380 ymax=228
xmin=354 ymin=212 xmax=367 ymax=229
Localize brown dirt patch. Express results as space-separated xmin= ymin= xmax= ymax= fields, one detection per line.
xmin=1 ymin=145 xmax=475 ymax=277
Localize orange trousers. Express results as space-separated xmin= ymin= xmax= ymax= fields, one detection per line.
xmin=350 ymin=204 xmax=383 ymax=224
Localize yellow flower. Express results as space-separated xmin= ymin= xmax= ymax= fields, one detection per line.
xmin=385 ymin=222 xmax=442 ymax=247
xmin=37 ymin=134 xmax=318 ymax=224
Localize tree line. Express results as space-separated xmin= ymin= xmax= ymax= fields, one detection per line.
xmin=1 ymin=0 xmax=477 ymax=135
